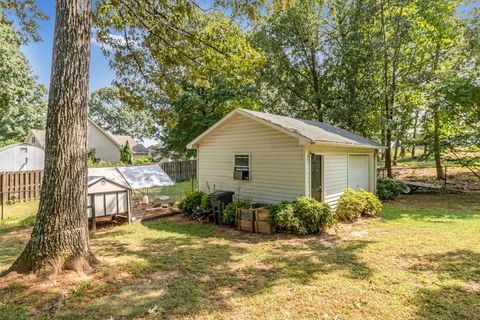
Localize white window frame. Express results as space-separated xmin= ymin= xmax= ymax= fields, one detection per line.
xmin=233 ymin=153 xmax=251 ymax=181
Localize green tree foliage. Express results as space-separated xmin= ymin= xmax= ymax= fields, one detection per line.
xmin=0 ymin=0 xmax=48 ymax=43
xmin=95 ymin=2 xmax=264 ymax=158
xmin=160 ymin=77 xmax=259 ymax=158
xmin=0 ymin=13 xmax=46 ymax=147
xmin=88 ymin=87 xmax=153 ymax=139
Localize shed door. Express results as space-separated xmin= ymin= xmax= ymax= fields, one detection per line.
xmin=348 ymin=155 xmax=369 ymax=191
xmin=310 ymin=154 xmax=323 ymax=201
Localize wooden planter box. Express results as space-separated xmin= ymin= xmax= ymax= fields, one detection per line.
xmin=236 ymin=208 xmax=255 ymax=232
xmin=235 ymin=207 xmax=276 ymax=234
xmin=254 ymin=207 xmax=276 ymax=234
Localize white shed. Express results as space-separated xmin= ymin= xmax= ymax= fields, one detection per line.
xmin=87 ymin=177 xmax=132 ymax=230
xmin=0 ymin=143 xmax=44 ymax=172
xmin=187 ymin=109 xmax=386 ymax=209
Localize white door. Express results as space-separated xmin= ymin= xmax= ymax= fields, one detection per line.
xmin=348 ymin=155 xmax=370 ymax=191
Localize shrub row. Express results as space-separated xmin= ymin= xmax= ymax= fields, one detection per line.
xmin=267 ymin=196 xmax=335 ymax=234
xmin=179 ymin=188 xmax=383 ymax=234
xmin=336 ymin=188 xmax=383 ymax=221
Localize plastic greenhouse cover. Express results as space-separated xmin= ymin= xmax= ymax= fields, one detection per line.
xmin=88 ymin=165 xmax=174 ymax=190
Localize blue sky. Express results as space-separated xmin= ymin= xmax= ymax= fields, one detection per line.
xmin=19 ymin=2 xmax=114 ymax=92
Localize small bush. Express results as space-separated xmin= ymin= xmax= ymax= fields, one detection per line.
xmin=200 ymin=193 xmax=212 ymax=210
xmin=358 ymin=189 xmax=383 ymax=216
xmin=336 ymin=188 xmax=383 ymax=221
xmin=178 ymin=190 xmax=206 ymax=213
xmin=293 ymin=196 xmax=334 ymax=233
xmin=222 ymin=198 xmax=251 ymax=225
xmin=268 ymin=197 xmax=333 ymax=234
xmin=336 ymin=189 xmax=364 ymax=221
xmin=377 ymin=179 xmax=407 ymax=200
xmin=268 ymin=201 xmax=305 ymax=234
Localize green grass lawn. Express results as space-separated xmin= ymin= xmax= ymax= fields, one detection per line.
xmin=1 ymin=193 xmax=480 ymax=319
xmin=133 ymin=179 xmax=198 ymax=203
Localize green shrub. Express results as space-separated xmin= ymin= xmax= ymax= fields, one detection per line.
xmin=358 ymin=189 xmax=383 ymax=216
xmin=222 ymin=198 xmax=251 ymax=225
xmin=336 ymin=188 xmax=383 ymax=221
xmin=133 ymin=157 xmax=152 ymax=165
xmin=377 ymin=179 xmax=407 ymax=200
xmin=268 ymin=197 xmax=333 ymax=234
xmin=268 ymin=201 xmax=305 ymax=234
xmin=336 ymin=189 xmax=364 ymax=221
xmin=200 ymin=193 xmax=212 ymax=210
xmin=178 ymin=190 xmax=206 ymax=213
xmin=293 ymin=196 xmax=334 ymax=233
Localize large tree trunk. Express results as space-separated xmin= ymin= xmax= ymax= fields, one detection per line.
xmin=6 ymin=0 xmax=97 ymax=275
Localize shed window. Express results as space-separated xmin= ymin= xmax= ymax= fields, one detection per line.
xmin=233 ymin=154 xmax=250 ymax=181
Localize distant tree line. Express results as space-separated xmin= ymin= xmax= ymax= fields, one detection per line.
xmin=93 ymin=0 xmax=479 ymax=179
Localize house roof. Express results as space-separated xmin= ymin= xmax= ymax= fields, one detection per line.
xmin=28 ymin=129 xmax=46 ymax=148
xmin=0 ymin=143 xmax=43 ymax=153
xmin=188 ymin=109 xmax=385 ymax=149
xmin=24 ymin=119 xmax=149 ymax=154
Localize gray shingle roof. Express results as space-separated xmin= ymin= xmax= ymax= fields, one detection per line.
xmin=240 ymin=109 xmax=384 ymax=148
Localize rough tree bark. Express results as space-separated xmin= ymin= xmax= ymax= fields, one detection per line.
xmin=6 ymin=0 xmax=98 ymax=275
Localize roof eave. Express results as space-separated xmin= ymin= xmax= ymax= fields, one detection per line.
xmin=312 ymin=141 xmax=386 ymax=149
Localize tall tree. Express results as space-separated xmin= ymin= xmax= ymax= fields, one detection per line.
xmin=253 ymin=0 xmax=331 ymax=121
xmin=89 ymin=87 xmax=154 ymax=139
xmin=95 ymin=3 xmax=263 ymax=157
xmin=0 ymin=13 xmax=47 ymax=147
xmin=7 ymin=0 xmax=97 ymax=274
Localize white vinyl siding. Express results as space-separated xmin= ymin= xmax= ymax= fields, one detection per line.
xmin=306 ymin=146 xmax=375 ymax=209
xmin=324 ymin=153 xmax=348 ymax=208
xmin=0 ymin=144 xmax=44 ymax=172
xmin=197 ymin=114 xmax=305 ymax=204
xmin=88 ymin=121 xmax=121 ymax=163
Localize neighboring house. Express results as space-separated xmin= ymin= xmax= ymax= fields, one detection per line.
xmin=0 ymin=143 xmax=44 ymax=172
xmin=24 ymin=119 xmax=149 ymax=163
xmin=187 ymin=109 xmax=385 ymax=209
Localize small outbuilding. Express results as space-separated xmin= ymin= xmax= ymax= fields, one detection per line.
xmin=187 ymin=109 xmax=385 ymax=209
xmin=0 ymin=143 xmax=44 ymax=172
xmin=87 ymin=177 xmax=132 ymax=230
xmin=87 ymin=165 xmax=175 ymax=228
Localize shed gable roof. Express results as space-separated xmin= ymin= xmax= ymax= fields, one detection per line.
xmin=187 ymin=109 xmax=385 ymax=149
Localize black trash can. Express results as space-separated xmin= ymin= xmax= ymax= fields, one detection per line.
xmin=208 ymin=191 xmax=234 ymax=225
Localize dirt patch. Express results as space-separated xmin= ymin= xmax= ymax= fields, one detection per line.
xmin=392 ymin=166 xmax=479 ymax=191
xmin=393 ymin=192 xmax=480 ymax=211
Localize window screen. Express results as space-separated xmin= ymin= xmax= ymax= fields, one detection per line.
xmin=233 ymin=154 xmax=250 ymax=180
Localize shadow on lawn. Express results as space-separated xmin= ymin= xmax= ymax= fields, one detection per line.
xmin=0 ymin=218 xmax=375 ymax=319
xmin=56 ymin=221 xmax=375 ymax=319
xmin=409 ymin=249 xmax=480 ymax=319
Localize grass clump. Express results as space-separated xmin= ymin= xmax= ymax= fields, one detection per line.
xmin=336 ymin=188 xmax=382 ymax=221
xmin=377 ymin=179 xmax=407 ymax=200
xmin=268 ymin=197 xmax=333 ymax=234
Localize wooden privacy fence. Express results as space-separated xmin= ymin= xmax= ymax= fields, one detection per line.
xmin=0 ymin=170 xmax=43 ymax=203
xmin=161 ymin=159 xmax=197 ymax=181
